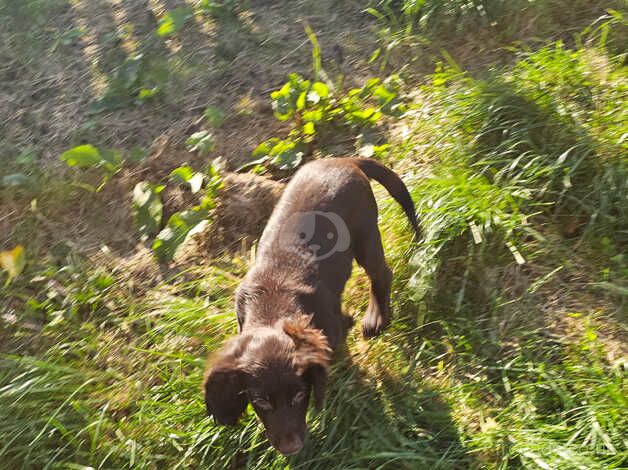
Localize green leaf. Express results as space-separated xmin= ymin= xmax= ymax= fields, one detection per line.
xmin=348 ymin=108 xmax=382 ymax=126
xmin=170 ymin=166 xmax=204 ymax=193
xmin=100 ymin=148 xmax=123 ymax=165
xmin=271 ymin=74 xmax=309 ymax=121
xmin=303 ymin=122 xmax=316 ymax=136
xmin=302 ymin=109 xmax=323 ymax=122
xmin=152 ymin=207 xmax=209 ymax=263
xmin=60 ymin=145 xmax=102 ymax=168
xmin=132 ymin=182 xmax=164 ymax=239
xmin=365 ymin=7 xmax=385 ymax=20
xmin=373 ymin=84 xmax=396 ymax=105
xmin=1 ymin=173 xmax=30 ymax=188
xmin=100 ymin=149 xmax=123 ymax=174
xmin=170 ymin=166 xmax=194 ymax=182
xmin=186 ymin=131 xmax=215 ymax=155
xmin=157 ymin=7 xmax=193 ymax=37
xmin=272 ymin=92 xmax=296 ymax=122
xmin=270 ymin=140 xmax=306 ymax=170
xmin=252 ymin=138 xmax=306 ymax=171
xmin=0 ymin=245 xmax=26 ymax=284
xmin=369 ymin=48 xmax=381 ymax=63
xmin=296 ymin=91 xmax=308 ymax=111
xmin=252 ymin=138 xmax=280 ymax=158
xmin=203 ymin=105 xmax=226 ymax=127
xmin=198 ymin=0 xmax=232 ymax=17
xmin=138 ymin=87 xmax=160 ymax=100
xmin=205 ymin=162 xmax=224 ymax=197
xmin=310 ymin=82 xmax=329 ymax=101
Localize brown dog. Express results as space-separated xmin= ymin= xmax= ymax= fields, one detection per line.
xmin=203 ymin=157 xmax=418 ymax=455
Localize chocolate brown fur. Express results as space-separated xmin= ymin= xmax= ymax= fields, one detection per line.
xmin=203 ymin=157 xmax=418 ymax=455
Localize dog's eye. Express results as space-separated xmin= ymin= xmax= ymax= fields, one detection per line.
xmin=291 ymin=391 xmax=306 ymax=406
xmin=253 ymin=398 xmax=273 ymax=411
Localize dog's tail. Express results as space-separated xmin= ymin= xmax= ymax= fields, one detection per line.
xmin=352 ymin=158 xmax=420 ymax=238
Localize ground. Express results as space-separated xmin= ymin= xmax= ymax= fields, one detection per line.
xmin=0 ymin=0 xmax=626 ymax=469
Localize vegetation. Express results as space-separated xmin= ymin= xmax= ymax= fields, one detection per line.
xmin=0 ymin=0 xmax=626 ymax=469
xmin=250 ymin=73 xmax=403 ymax=171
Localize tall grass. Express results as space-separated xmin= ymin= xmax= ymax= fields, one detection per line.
xmin=380 ymin=16 xmax=628 ymax=469
xmin=399 ymin=25 xmax=627 ymax=308
xmin=368 ymin=0 xmax=625 ymax=38
xmin=369 ymin=0 xmax=524 ymax=34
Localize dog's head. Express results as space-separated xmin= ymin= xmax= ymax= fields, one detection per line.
xmin=203 ymin=315 xmax=331 ymax=455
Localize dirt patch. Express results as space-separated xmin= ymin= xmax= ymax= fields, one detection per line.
xmin=176 ymin=171 xmax=284 ymax=263
xmin=90 ymin=170 xmax=283 ymax=289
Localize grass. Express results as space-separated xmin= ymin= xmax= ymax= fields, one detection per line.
xmin=1 ymin=0 xmax=627 ymax=469
xmin=366 ymin=0 xmax=626 ymax=73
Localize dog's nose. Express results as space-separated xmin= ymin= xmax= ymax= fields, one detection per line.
xmin=278 ymin=435 xmax=304 ymax=455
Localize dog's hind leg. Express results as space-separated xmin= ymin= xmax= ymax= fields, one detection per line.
xmin=354 ymin=228 xmax=393 ymax=338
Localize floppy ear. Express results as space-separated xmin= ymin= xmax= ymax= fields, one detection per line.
xmin=202 ymin=338 xmax=249 ymax=425
xmin=283 ymin=315 xmax=332 ymax=409
xmin=303 ymin=364 xmax=327 ymax=409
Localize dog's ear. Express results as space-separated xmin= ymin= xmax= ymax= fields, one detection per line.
xmin=202 ymin=338 xmax=250 ymax=425
xmin=283 ymin=315 xmax=332 ymax=409
xmin=303 ymin=364 xmax=327 ymax=409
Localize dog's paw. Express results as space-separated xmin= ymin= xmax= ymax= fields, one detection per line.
xmin=361 ymin=311 xmax=389 ymax=338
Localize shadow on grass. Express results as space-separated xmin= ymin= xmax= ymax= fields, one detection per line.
xmin=283 ymin=350 xmax=477 ymax=469
xmin=431 ymin=76 xmax=625 ymax=316
xmin=385 ymin=73 xmax=627 ymax=466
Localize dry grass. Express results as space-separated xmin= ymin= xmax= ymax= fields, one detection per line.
xmin=0 ymin=0 xmax=378 ymax=167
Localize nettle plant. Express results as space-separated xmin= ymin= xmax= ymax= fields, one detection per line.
xmin=251 ymin=73 xmax=407 ymax=171
xmin=133 ymin=162 xmax=223 ymax=263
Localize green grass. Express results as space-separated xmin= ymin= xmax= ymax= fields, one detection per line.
xmin=1 ymin=2 xmax=627 ymax=469
xmin=369 ymin=0 xmax=627 ymax=40
xmin=366 ymin=0 xmax=627 ymax=72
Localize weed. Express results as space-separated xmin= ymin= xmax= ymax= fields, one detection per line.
xmin=251 ymin=73 xmax=405 ymax=172
xmin=60 ymin=144 xmax=147 ymax=192
xmin=88 ymin=54 xmax=170 ymax=113
xmin=135 ymin=162 xmax=224 ymax=263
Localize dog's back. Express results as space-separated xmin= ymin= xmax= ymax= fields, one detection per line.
xmin=237 ymin=157 xmax=417 ymax=341
xmin=256 ymin=157 xmax=417 ymax=272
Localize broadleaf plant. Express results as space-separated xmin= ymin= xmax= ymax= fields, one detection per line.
xmin=186 ymin=131 xmax=215 ymax=155
xmin=157 ymin=7 xmax=194 ymax=37
xmin=134 ymin=162 xmax=223 ymax=263
xmin=152 ymin=206 xmax=209 ymax=264
xmin=252 ymin=138 xmax=307 ymax=171
xmin=132 ymin=182 xmax=165 ymax=240
xmin=60 ymin=145 xmax=102 ymax=168
xmin=60 ymin=145 xmax=134 ymax=191
xmin=203 ymin=105 xmax=226 ymax=127
xmin=170 ymin=166 xmax=205 ymax=194
xmin=254 ymin=73 xmax=405 ymax=171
